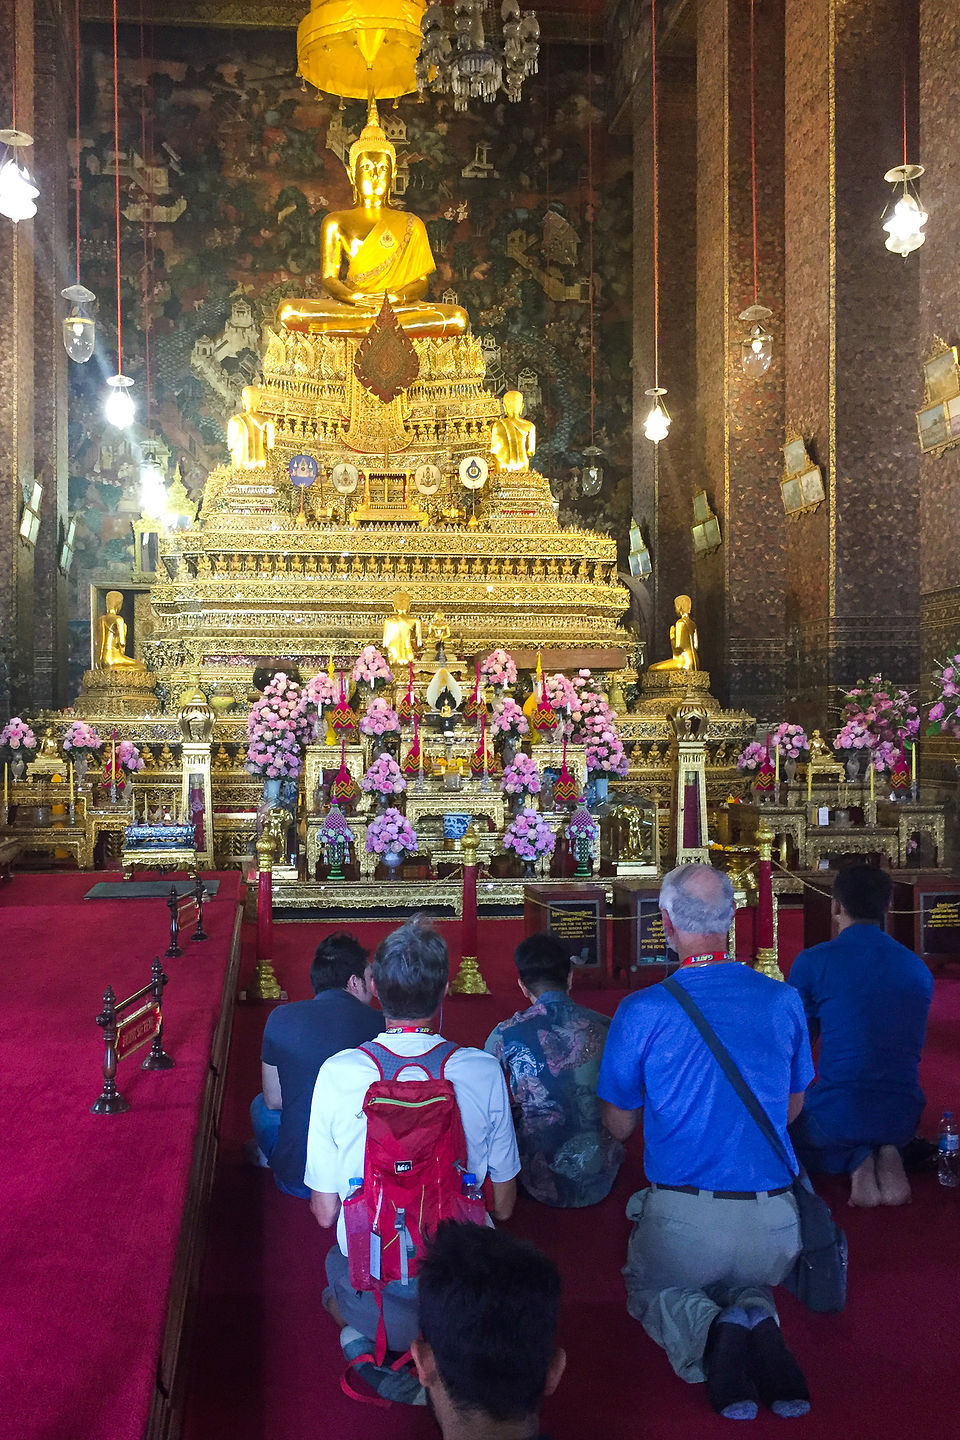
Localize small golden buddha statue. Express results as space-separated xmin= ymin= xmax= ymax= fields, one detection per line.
xmin=382 ymin=590 xmax=422 ymax=666
xmin=276 ymin=101 xmax=469 ymax=340
xmin=808 ymin=728 xmax=831 ymax=762
xmin=649 ymin=594 xmax=699 ymax=672
xmin=491 ymin=390 xmax=537 ymax=472
xmin=227 ymin=385 xmax=275 ymax=470
xmin=426 ymin=610 xmax=452 ymax=662
xmin=97 ymin=591 xmax=139 ymax=669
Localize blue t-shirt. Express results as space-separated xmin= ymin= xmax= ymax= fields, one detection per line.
xmin=597 ymin=964 xmax=813 ymax=1191
xmin=485 ymin=990 xmax=624 ymax=1208
xmin=261 ymin=989 xmax=384 ymax=1191
xmin=788 ymin=923 xmax=933 ymax=1144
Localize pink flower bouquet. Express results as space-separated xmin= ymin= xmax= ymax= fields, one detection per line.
xmin=361 ymin=754 xmax=407 ymax=796
xmin=503 ymin=807 xmax=556 ymax=862
xmin=366 ymin=807 xmax=418 ymax=856
xmin=501 ymin=752 xmax=541 ymax=796
xmin=834 ymin=675 xmax=919 ymax=759
xmin=359 ymin=697 xmax=401 ymax=737
xmin=565 ymin=805 xmax=600 ymax=848
xmin=352 ymin=646 xmax=394 ymax=688
xmin=62 ymin=721 xmax=103 ymax=754
xmin=480 ymin=648 xmax=518 ymax=688
xmin=736 ymin=741 xmax=767 ymax=773
xmin=117 ymin=739 xmax=144 ymax=773
xmin=544 ymin=672 xmax=579 ymax=714
xmin=0 ymin=716 xmax=37 ymax=755
xmin=245 ymin=672 xmax=309 ymax=780
xmin=491 ymin=696 xmax=529 ymax=741
xmin=928 ymin=650 xmax=960 ymax=739
xmin=772 ymin=723 xmax=809 ymax=759
xmin=304 ymin=671 xmax=337 ymax=711
xmin=316 ymin=806 xmax=355 ymax=849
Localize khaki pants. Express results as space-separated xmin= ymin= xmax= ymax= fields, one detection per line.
xmin=623 ymin=1185 xmax=801 ymax=1383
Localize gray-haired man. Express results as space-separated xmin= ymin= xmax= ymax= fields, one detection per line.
xmin=598 ymin=864 xmax=815 ymax=1421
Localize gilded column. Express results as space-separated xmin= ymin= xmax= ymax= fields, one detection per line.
xmin=0 ymin=0 xmax=36 ymax=714
xmin=784 ymin=0 xmax=920 ymax=714
xmin=695 ymin=0 xmax=786 ymax=716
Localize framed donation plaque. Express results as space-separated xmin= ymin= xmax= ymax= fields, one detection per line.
xmin=523 ymin=884 xmax=609 ymax=985
xmin=917 ymin=342 xmax=960 ymax=457
xmin=612 ymin=881 xmax=680 ymax=988
xmin=896 ymin=877 xmax=960 ymax=969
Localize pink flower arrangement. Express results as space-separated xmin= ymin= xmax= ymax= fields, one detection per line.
xmin=316 ymin=806 xmax=355 ymax=848
xmin=501 ymin=752 xmax=541 ymax=796
xmin=62 ymin=721 xmax=103 ymax=754
xmin=928 ymin=650 xmax=960 ymax=739
xmin=834 ymin=675 xmax=919 ymax=758
xmin=544 ymin=672 xmax=579 ymax=713
xmin=0 ymin=716 xmax=37 ymax=753
xmin=361 ymin=754 xmax=407 ymax=796
xmin=491 ymin=696 xmax=529 ymax=741
xmin=359 ymin=697 xmax=401 ymax=737
xmin=117 ymin=740 xmax=144 ymax=773
xmin=480 ymin=648 xmax=518 ymax=688
xmin=366 ymin=807 xmax=418 ymax=856
xmin=772 ymin=723 xmax=809 ymax=759
xmin=304 ymin=671 xmax=337 ymax=710
xmin=245 ymin=672 xmax=309 ymax=779
xmin=352 ymin=646 xmax=394 ymax=687
xmin=566 ymin=804 xmax=600 ymax=850
xmin=555 ymin=670 xmax=629 ymax=777
xmin=736 ymin=740 xmax=767 ymax=773
xmin=503 ymin=806 xmax=556 ymax=862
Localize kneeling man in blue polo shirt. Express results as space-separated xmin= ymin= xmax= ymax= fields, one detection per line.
xmin=599 ymin=864 xmax=815 ymax=1421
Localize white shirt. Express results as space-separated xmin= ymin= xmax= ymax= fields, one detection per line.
xmin=304 ymin=1031 xmax=521 ymax=1254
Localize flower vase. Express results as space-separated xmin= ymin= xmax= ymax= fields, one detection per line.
xmin=382 ymin=849 xmax=404 ymax=870
xmin=593 ymin=776 xmax=609 ymax=805
xmin=327 ymin=838 xmax=346 ymax=882
xmin=573 ymin=832 xmax=592 ymax=878
xmin=376 ymin=792 xmax=391 ymax=813
xmin=74 ymin=752 xmax=88 ymax=787
xmin=523 ymin=858 xmax=537 ymax=880
xmin=263 ymin=777 xmax=282 ymax=805
xmin=501 ymin=739 xmax=516 ymax=769
xmin=10 ymin=753 xmax=26 ymax=781
xmin=784 ymin=756 xmax=797 ymax=785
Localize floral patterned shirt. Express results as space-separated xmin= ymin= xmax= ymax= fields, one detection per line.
xmin=485 ymin=990 xmax=624 ymax=1208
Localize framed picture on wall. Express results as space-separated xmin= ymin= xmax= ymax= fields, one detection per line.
xmin=923 ymin=346 xmax=960 ymax=404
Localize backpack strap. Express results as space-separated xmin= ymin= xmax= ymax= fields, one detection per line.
xmin=363 ymin=1038 xmax=459 ymax=1083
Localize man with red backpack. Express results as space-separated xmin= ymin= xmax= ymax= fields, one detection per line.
xmin=305 ymin=916 xmax=520 ymax=1403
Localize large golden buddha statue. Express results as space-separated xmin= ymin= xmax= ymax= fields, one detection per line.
xmin=649 ymin=594 xmax=699 ymax=672
xmin=97 ymin=591 xmax=139 ymax=669
xmin=277 ymin=101 xmax=468 ymax=339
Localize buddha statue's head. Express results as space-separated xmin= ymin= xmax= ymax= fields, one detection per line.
xmin=347 ymin=100 xmax=397 ymax=204
xmin=241 ymin=384 xmax=262 ymax=413
xmin=392 ymin=588 xmax=412 ymax=617
xmin=105 ymin=590 xmax=124 ymax=615
xmin=502 ymin=390 xmax=525 ymax=419
xmin=675 ymin=594 xmax=692 ymax=616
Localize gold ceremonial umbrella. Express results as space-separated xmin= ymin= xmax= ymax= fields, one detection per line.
xmin=297 ymin=0 xmax=427 ymax=100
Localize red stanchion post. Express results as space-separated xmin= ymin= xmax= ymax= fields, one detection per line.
xmin=753 ymin=820 xmax=783 ymax=981
xmin=450 ymin=828 xmax=489 ymax=995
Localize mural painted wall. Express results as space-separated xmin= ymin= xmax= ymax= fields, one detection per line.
xmin=67 ymin=25 xmax=632 ymax=683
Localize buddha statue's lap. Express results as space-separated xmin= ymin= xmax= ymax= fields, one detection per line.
xmin=276 ymin=100 xmax=469 ymax=341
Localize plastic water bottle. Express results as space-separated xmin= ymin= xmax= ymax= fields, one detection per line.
xmin=346 ymin=1176 xmax=364 ymax=1200
xmin=461 ymin=1171 xmax=483 ymax=1202
xmin=937 ymin=1113 xmax=959 ymax=1188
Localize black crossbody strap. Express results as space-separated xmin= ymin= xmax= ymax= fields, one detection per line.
xmin=662 ymin=977 xmax=796 ymax=1182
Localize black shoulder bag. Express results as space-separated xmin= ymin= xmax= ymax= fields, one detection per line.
xmin=662 ymin=976 xmax=847 ymax=1314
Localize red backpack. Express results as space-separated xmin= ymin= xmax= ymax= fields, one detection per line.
xmin=342 ymin=1039 xmax=486 ymax=1369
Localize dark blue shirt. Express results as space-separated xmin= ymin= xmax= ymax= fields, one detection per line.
xmin=485 ymin=990 xmax=623 ymax=1207
xmin=598 ymin=964 xmax=813 ymax=1191
xmin=261 ymin=989 xmax=384 ymax=1191
xmin=788 ymin=923 xmax=933 ymax=1144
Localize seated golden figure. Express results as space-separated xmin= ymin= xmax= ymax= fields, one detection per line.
xmin=227 ymin=385 xmax=275 ymax=470
xmin=97 ymin=591 xmax=139 ymax=669
xmin=382 ymin=590 xmax=422 ymax=666
xmin=491 ymin=390 xmax=537 ymax=472
xmin=276 ymin=101 xmax=468 ymax=340
xmin=649 ymin=594 xmax=699 ymax=672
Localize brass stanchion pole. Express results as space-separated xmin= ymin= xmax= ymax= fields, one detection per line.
xmin=450 ymin=829 xmax=489 ymax=995
xmin=753 ymin=821 xmax=784 ymax=981
xmin=246 ymin=828 xmax=285 ymax=1002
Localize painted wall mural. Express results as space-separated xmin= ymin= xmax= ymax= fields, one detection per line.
xmin=67 ymin=26 xmax=632 ymax=682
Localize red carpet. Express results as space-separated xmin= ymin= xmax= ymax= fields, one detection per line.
xmin=0 ymin=871 xmax=243 ymax=1440
xmin=183 ymin=915 xmax=960 ymax=1440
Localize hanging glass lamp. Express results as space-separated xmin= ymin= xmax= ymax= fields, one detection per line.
xmin=0 ymin=130 xmax=39 ymax=222
xmin=104 ymin=373 xmax=135 ymax=428
xmin=61 ymin=284 xmax=97 ymax=363
xmin=738 ymin=303 xmax=773 ymax=379
xmin=643 ymin=387 xmax=671 ymax=444
xmin=882 ymin=164 xmax=927 ymax=257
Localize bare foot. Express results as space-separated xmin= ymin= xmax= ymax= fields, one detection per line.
xmin=849 ymin=1153 xmax=882 ymax=1207
xmin=876 ymin=1144 xmax=912 ymax=1205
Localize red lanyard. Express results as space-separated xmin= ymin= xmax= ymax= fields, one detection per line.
xmin=680 ymin=952 xmax=729 ymax=967
xmin=383 ymin=1025 xmax=437 ymax=1035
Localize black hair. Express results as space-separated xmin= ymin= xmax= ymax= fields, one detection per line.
xmin=372 ymin=916 xmax=448 ymax=1019
xmin=310 ymin=932 xmax=369 ymax=994
xmin=418 ymin=1222 xmax=561 ymax=1423
xmin=832 ymin=864 xmax=892 ymax=923
xmin=514 ymin=931 xmax=570 ymax=995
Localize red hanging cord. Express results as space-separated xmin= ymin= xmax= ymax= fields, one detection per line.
xmin=749 ymin=0 xmax=759 ymax=304
xmin=650 ymin=0 xmax=659 ymax=388
xmin=901 ymin=0 xmax=908 ymax=167
xmin=75 ymin=0 xmax=81 ymax=286
xmin=112 ymin=0 xmax=123 ymax=375
xmin=139 ymin=1 xmax=151 ymax=426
